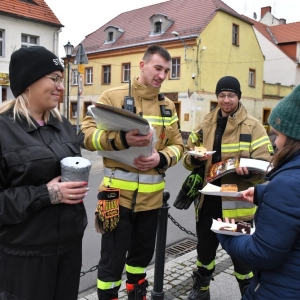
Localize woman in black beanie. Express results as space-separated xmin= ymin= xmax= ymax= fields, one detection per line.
xmin=0 ymin=46 xmax=88 ymax=300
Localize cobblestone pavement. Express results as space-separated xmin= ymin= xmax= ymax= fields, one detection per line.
xmin=78 ymin=246 xmax=241 ymax=300
xmin=79 ymin=149 xmax=241 ymax=300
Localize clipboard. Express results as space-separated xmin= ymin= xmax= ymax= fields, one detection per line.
xmin=88 ymin=103 xmax=155 ymax=167
xmin=90 ymin=102 xmax=150 ymax=135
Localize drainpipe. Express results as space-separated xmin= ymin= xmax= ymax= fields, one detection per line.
xmin=53 ymin=27 xmax=62 ymax=56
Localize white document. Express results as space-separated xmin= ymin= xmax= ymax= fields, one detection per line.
xmin=89 ymin=103 xmax=156 ymax=168
xmin=239 ymin=158 xmax=271 ymax=173
xmin=97 ymin=131 xmax=156 ymax=168
xmin=90 ymin=103 xmax=150 ymax=135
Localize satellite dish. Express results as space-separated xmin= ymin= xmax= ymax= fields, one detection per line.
xmin=253 ymin=12 xmax=257 ymax=20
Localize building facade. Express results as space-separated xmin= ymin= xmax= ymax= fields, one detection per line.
xmin=64 ymin=0 xmax=296 ymax=136
xmin=0 ymin=0 xmax=63 ymax=103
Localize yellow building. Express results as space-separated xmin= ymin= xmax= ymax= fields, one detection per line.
xmin=63 ymin=0 xmax=280 ymax=136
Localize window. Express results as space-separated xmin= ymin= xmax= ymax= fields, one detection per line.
xmin=248 ymin=69 xmax=256 ymax=87
xmin=122 ymin=63 xmax=130 ymax=82
xmin=154 ymin=22 xmax=162 ymax=33
xmin=171 ymin=58 xmax=180 ymax=79
xmin=71 ymin=102 xmax=77 ymax=118
xmin=164 ymin=92 xmax=178 ymax=101
xmin=21 ymin=34 xmax=38 ymax=47
xmin=85 ymin=67 xmax=93 ymax=84
xmin=108 ymin=32 xmax=113 ymax=42
xmin=20 ymin=0 xmax=36 ymax=3
xmin=210 ymin=101 xmax=218 ymax=111
xmin=72 ymin=69 xmax=78 ymax=85
xmin=1 ymin=88 xmax=7 ymax=102
xmin=103 ymin=65 xmax=111 ymax=84
xmin=0 ymin=30 xmax=4 ymax=57
xmin=232 ymin=24 xmax=239 ymax=45
xmin=84 ymin=101 xmax=92 ymax=117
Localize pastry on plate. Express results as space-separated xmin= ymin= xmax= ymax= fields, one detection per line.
xmin=236 ymin=221 xmax=251 ymax=234
xmin=220 ymin=184 xmax=238 ymax=192
xmin=194 ymin=146 xmax=207 ymax=156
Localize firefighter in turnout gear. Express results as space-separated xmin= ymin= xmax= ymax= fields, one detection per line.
xmin=181 ymin=76 xmax=274 ymax=300
xmin=81 ymin=45 xmax=184 ymax=300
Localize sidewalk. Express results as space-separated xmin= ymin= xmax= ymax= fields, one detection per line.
xmin=78 ymin=246 xmax=241 ymax=300
xmin=79 ymin=150 xmax=241 ymax=300
xmin=81 ymin=148 xmax=103 ymax=173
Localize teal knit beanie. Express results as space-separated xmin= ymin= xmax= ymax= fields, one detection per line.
xmin=268 ymin=84 xmax=300 ymax=140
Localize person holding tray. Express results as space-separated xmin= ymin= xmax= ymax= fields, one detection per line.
xmin=80 ymin=44 xmax=184 ymax=300
xmin=218 ymin=85 xmax=300 ymax=299
xmin=177 ymin=76 xmax=273 ymax=299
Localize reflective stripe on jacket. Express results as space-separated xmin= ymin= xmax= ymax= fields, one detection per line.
xmin=81 ymin=78 xmax=184 ymax=212
xmin=183 ymin=103 xmax=273 ymax=221
xmin=103 ymin=167 xmax=165 ymax=193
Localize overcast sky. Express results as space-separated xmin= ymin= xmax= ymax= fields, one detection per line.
xmin=44 ymin=0 xmax=300 ymax=58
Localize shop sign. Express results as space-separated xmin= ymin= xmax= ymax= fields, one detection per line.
xmin=0 ymin=73 xmax=9 ymax=86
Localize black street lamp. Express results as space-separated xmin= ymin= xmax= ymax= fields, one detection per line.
xmin=64 ymin=41 xmax=74 ymax=120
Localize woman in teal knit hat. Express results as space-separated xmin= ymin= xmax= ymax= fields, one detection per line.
xmin=217 ymin=85 xmax=300 ymax=299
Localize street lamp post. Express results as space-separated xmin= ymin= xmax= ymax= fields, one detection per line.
xmin=64 ymin=41 xmax=74 ymax=120
xmin=171 ymin=31 xmax=192 ymax=62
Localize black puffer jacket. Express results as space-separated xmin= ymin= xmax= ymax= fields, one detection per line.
xmin=0 ymin=109 xmax=87 ymax=256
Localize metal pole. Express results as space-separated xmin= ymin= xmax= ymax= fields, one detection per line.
xmin=76 ymin=46 xmax=82 ymax=134
xmin=151 ymin=190 xmax=170 ymax=300
xmin=66 ymin=59 xmax=70 ymax=120
xmin=76 ymin=70 xmax=80 ymax=134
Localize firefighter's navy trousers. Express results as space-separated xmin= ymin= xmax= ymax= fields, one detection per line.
xmin=97 ymin=206 xmax=159 ymax=299
xmin=196 ymin=194 xmax=252 ymax=279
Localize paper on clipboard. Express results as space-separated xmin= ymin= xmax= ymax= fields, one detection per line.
xmin=97 ymin=140 xmax=156 ymax=168
xmin=88 ymin=103 xmax=156 ymax=168
xmin=90 ymin=103 xmax=151 ymax=135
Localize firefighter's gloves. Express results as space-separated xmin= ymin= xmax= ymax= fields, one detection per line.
xmin=95 ymin=188 xmax=120 ymax=234
xmin=173 ymin=167 xmax=204 ymax=210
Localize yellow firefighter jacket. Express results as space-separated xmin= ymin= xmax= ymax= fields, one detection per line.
xmin=183 ymin=103 xmax=274 ymax=221
xmin=81 ymin=78 xmax=184 ymax=212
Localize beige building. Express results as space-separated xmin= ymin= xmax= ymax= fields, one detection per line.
xmin=64 ymin=0 xmax=293 ymax=136
xmin=0 ymin=0 xmax=63 ymax=104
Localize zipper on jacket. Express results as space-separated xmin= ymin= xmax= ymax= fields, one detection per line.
xmin=254 ymin=283 xmax=260 ymax=292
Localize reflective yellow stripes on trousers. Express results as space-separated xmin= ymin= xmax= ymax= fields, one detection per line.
xmin=97 ymin=264 xmax=147 ymax=291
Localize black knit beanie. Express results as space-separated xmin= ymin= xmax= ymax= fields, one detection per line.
xmin=215 ymin=76 xmax=242 ymax=99
xmin=9 ymin=46 xmax=64 ymax=97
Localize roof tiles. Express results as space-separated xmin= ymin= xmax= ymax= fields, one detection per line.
xmin=0 ymin=0 xmax=63 ymax=27
xmin=80 ymin=0 xmax=243 ymax=53
xmin=243 ymin=15 xmax=300 ymax=44
xmin=270 ymin=22 xmax=300 ymax=43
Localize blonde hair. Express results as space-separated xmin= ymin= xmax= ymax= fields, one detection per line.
xmin=0 ymin=93 xmax=62 ymax=127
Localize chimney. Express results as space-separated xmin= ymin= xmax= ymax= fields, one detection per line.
xmin=279 ymin=18 xmax=286 ymax=24
xmin=261 ymin=6 xmax=271 ymax=19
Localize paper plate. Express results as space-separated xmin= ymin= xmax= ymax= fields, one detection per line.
xmin=200 ymin=183 xmax=242 ymax=198
xmin=187 ymin=150 xmax=216 ymax=157
xmin=210 ymin=219 xmax=255 ymax=236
